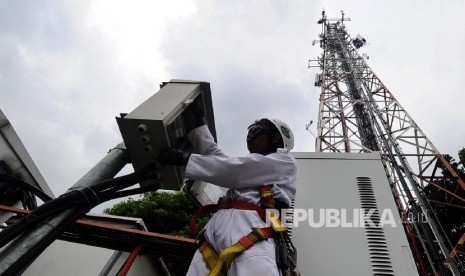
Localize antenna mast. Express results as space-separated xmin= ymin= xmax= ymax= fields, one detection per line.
xmin=310 ymin=10 xmax=465 ymax=275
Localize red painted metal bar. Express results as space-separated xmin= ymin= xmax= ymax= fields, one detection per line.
xmin=438 ymin=154 xmax=465 ymax=191
xmin=0 ymin=204 xmax=197 ymax=246
xmin=75 ymin=218 xmax=197 ymax=247
xmin=428 ymin=200 xmax=465 ymax=211
xmin=405 ymin=219 xmax=429 ymax=275
xmin=0 ymin=204 xmax=30 ymax=215
xmin=118 ymin=244 xmax=143 ymax=276
xmin=450 ymin=233 xmax=465 ymax=259
xmin=415 ymin=176 xmax=465 ymax=204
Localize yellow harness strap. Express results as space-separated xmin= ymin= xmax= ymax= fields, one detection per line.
xmin=201 ymin=227 xmax=274 ymax=276
xmin=199 ymin=241 xmax=219 ymax=270
xmin=259 ymin=185 xmax=275 ymax=208
xmin=197 ymin=185 xmax=281 ymax=275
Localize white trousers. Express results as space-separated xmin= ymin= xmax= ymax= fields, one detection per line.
xmin=186 ymin=209 xmax=280 ymax=276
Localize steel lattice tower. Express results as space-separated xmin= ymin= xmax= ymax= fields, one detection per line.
xmin=309 ymin=11 xmax=465 ymax=275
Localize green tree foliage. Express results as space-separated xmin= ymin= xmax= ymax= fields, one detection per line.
xmin=104 ymin=191 xmax=200 ymax=237
xmin=104 ymin=191 xmax=210 ymax=275
xmin=424 ymin=150 xmax=465 ymax=246
xmin=459 ymin=147 xmax=465 ymax=165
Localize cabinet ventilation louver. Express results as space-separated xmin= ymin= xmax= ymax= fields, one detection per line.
xmin=357 ymin=177 xmax=395 ymax=276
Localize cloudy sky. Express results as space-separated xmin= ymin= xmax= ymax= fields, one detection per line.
xmin=1 ymin=0 xmax=464 ymax=211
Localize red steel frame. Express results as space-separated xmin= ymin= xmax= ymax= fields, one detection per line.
xmin=0 ymin=204 xmax=198 ymax=270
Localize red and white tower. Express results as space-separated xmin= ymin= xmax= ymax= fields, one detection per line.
xmin=309 ymin=10 xmax=465 ymax=275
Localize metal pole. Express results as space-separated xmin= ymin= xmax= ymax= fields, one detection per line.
xmin=0 ymin=143 xmax=129 ymax=276
xmin=118 ymin=244 xmax=143 ymax=276
xmin=71 ymin=143 xmax=128 ymax=190
xmin=99 ymin=251 xmax=124 ymax=276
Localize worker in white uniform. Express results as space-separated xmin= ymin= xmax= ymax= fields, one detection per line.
xmin=160 ymin=113 xmax=297 ymax=276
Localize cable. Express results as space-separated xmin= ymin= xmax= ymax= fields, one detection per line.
xmin=0 ymin=201 xmax=73 ymax=248
xmin=2 ymin=207 xmax=83 ymax=276
xmin=92 ymin=165 xmax=156 ymax=192
xmin=100 ymin=183 xmax=161 ymax=202
xmin=0 ymin=168 xmax=157 ymax=248
xmin=0 ymin=174 xmax=53 ymax=202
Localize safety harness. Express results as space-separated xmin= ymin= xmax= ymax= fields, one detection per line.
xmin=190 ymin=185 xmax=300 ymax=276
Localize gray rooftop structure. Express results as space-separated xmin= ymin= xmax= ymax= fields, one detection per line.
xmin=0 ymin=109 xmax=54 ymax=200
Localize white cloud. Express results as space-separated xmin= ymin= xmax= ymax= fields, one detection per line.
xmin=1 ymin=0 xmax=464 ymax=203
xmin=159 ymin=0 xmax=320 ymax=155
xmin=87 ymin=0 xmax=196 ymax=80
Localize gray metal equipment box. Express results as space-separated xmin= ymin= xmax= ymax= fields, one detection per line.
xmin=116 ymin=80 xmax=216 ymax=190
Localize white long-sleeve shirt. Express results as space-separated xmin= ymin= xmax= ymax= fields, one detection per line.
xmin=185 ymin=124 xmax=297 ymax=206
xmin=185 ymin=124 xmax=297 ymax=275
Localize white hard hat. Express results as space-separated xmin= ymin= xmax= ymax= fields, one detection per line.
xmin=265 ymin=118 xmax=294 ymax=152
